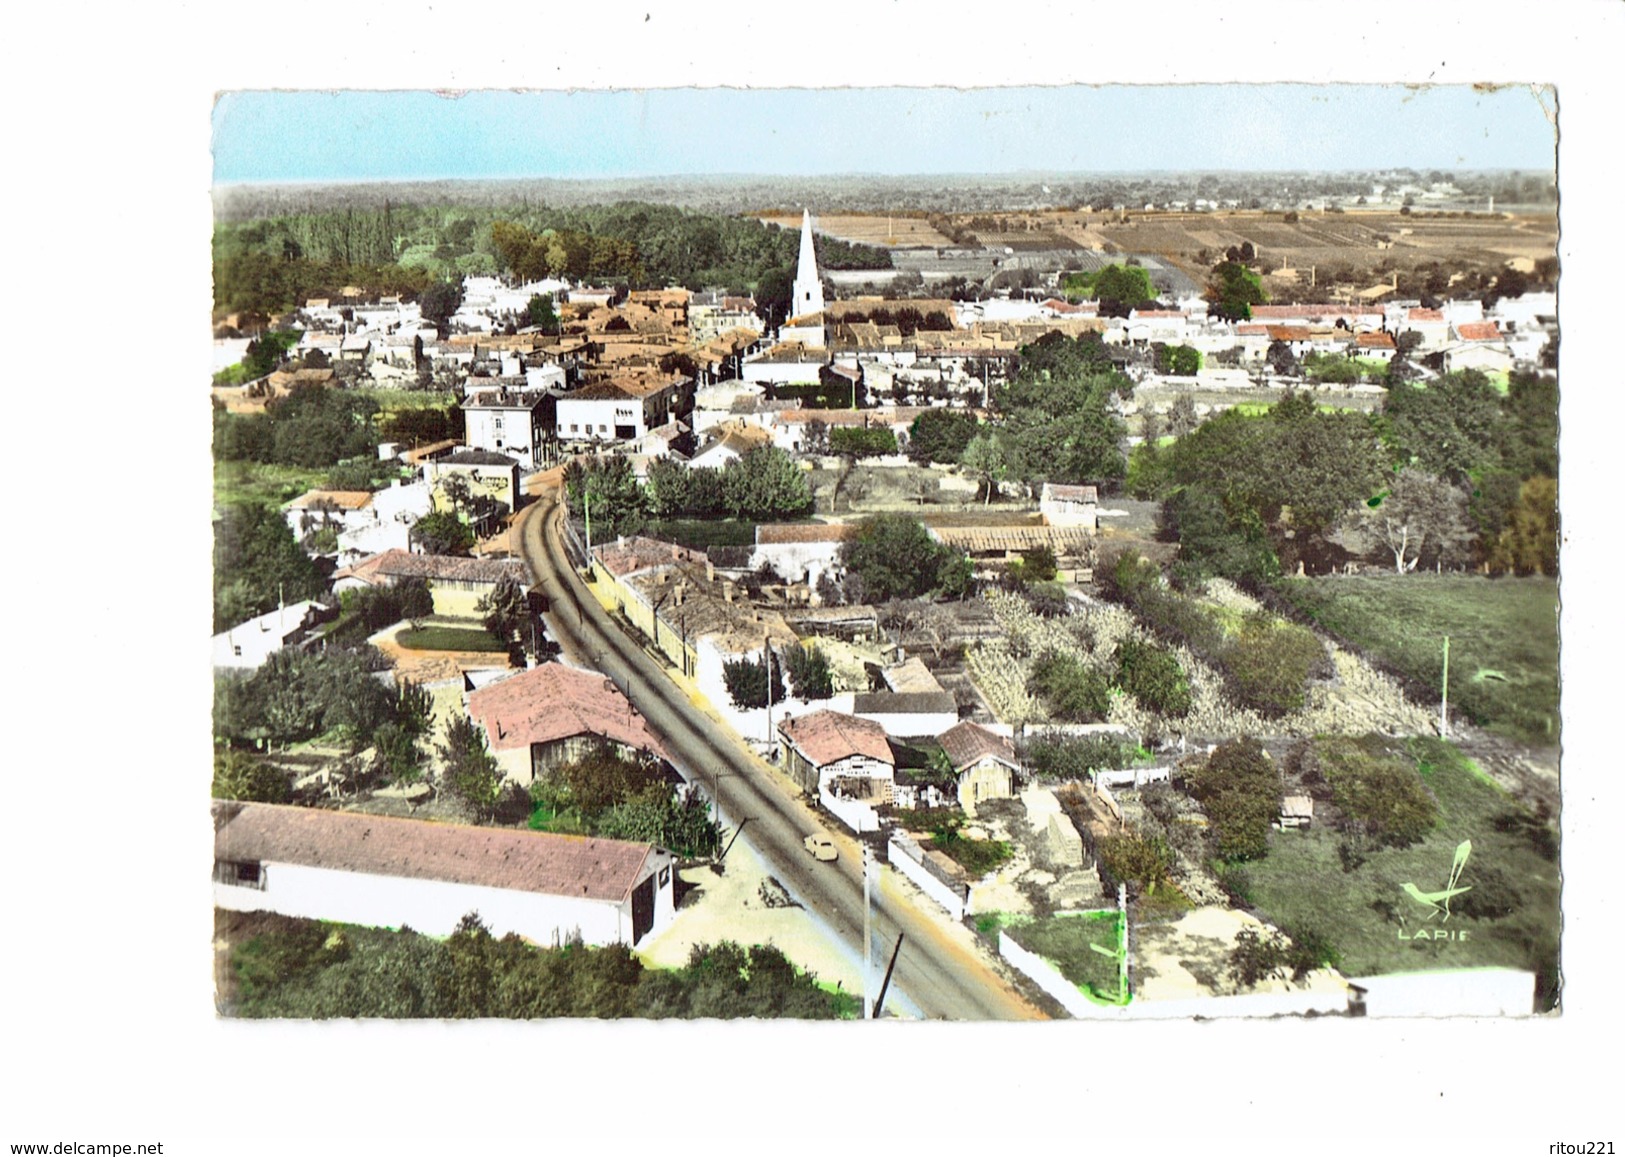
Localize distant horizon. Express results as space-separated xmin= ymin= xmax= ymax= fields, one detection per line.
xmin=213 ymin=163 xmax=1556 ymax=190
xmin=212 ymin=86 xmax=1557 ymax=185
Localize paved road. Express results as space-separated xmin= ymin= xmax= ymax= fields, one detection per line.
xmin=515 ymin=488 xmax=1043 ymax=1021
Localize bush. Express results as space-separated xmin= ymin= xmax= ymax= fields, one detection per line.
xmin=1315 ymin=736 xmax=1439 ymax=847
xmin=1020 ymin=734 xmax=1146 ymax=781
xmin=1220 ymin=615 xmax=1329 ymax=717
xmin=1112 ymin=636 xmax=1191 ymax=717
xmin=828 ymin=425 xmax=898 ymax=457
xmin=722 ymin=650 xmax=785 ymax=710
xmin=1098 ymin=831 xmax=1174 ymax=896
xmin=1024 ymin=582 xmax=1070 ymax=618
xmin=784 ymin=643 xmax=834 ymax=700
xmin=1028 ymin=650 xmax=1112 ymax=723
xmin=1183 ymin=737 xmax=1281 ymax=861
xmin=1020 ymin=545 xmax=1058 ymax=582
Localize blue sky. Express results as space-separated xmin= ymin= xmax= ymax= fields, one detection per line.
xmin=212 ymin=85 xmax=1557 ymax=184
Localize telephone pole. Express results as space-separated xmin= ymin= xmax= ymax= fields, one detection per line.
xmin=1440 ymin=635 xmax=1451 ymax=736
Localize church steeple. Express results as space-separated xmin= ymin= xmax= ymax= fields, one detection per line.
xmin=791 ymin=208 xmax=824 ymax=320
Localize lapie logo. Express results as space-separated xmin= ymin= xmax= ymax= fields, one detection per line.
xmin=1397 ymin=840 xmax=1473 ymax=941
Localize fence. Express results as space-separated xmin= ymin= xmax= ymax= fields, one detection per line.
xmin=1092 ymin=766 xmax=1173 ymax=790
xmin=887 ymin=831 xmax=967 ymax=920
xmin=819 ymin=785 xmax=880 ymax=834
xmin=997 ymin=929 xmax=1351 ymax=1020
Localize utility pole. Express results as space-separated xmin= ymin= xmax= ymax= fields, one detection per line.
xmin=862 ymin=844 xmax=875 ymax=1020
xmin=764 ymin=636 xmax=774 ymax=745
xmin=1440 ymin=635 xmax=1451 ymax=736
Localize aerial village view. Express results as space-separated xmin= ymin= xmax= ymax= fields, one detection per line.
xmin=208 ymin=86 xmax=1562 ymax=1022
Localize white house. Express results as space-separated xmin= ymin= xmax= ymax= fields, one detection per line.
xmin=1038 ymin=483 xmax=1100 ymax=530
xmin=211 ymin=601 xmax=334 ymax=671
xmin=282 ymin=490 xmax=377 ymax=552
xmin=213 ymin=801 xmax=678 ymax=948
xmin=778 ymin=709 xmax=896 ymax=808
xmin=751 ymin=522 xmax=856 ymax=592
xmin=741 ymin=343 xmax=828 ymax=387
xmin=461 ymin=386 xmax=552 ymax=470
xmin=555 ymin=378 xmax=683 ymax=446
xmin=333 ymin=481 xmax=433 ymax=567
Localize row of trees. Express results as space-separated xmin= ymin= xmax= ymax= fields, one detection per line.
xmin=572 ymin=447 xmax=815 ymax=533
xmin=228 ymin=915 xmax=853 ymax=1020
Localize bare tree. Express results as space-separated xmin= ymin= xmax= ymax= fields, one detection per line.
xmin=1364 ymin=468 xmax=1474 ymax=574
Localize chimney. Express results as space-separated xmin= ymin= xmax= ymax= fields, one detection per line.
xmin=706 ymin=558 xmax=715 ymax=583
xmin=723 ymin=582 xmax=734 ymax=604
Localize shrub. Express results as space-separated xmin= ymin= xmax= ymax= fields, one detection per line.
xmin=1098 ymin=831 xmax=1174 ymax=896
xmin=1112 ymin=636 xmax=1191 ymax=717
xmin=1020 ymin=545 xmax=1059 ymax=582
xmin=828 ymin=425 xmax=898 ymax=457
xmin=1315 ymin=736 xmax=1439 ymax=847
xmin=1183 ymin=737 xmax=1281 ymax=861
xmin=1220 ymin=614 xmax=1329 ymax=717
xmin=1028 ymin=650 xmax=1112 ymax=723
xmin=722 ymin=650 xmax=785 ymax=710
xmin=1024 ymin=581 xmax=1070 ymax=618
xmin=784 ymin=643 xmax=834 ymax=700
xmin=1215 ymin=861 xmax=1253 ymax=907
xmin=1021 ymin=734 xmax=1145 ymax=781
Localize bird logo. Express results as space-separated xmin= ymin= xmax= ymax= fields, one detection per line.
xmin=1400 ymin=840 xmax=1472 ymax=921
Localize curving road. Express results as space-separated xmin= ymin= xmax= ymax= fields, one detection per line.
xmin=515 ymin=486 xmax=1043 ymax=1021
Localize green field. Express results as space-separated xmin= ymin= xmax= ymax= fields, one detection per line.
xmin=396 ymin=626 xmax=508 ymax=653
xmin=214 ymin=460 xmax=328 ymax=510
xmin=1276 ymin=574 xmax=1559 ymax=745
xmin=1003 ymin=911 xmax=1128 ymax=1004
xmin=1241 ymin=738 xmax=1559 ymax=1008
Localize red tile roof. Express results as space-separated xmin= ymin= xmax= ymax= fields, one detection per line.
xmin=592 ymin=536 xmax=701 ymax=579
xmin=283 ymin=489 xmax=375 ymax=512
xmin=1405 ymin=308 xmax=1445 ymax=323
xmin=1266 ymin=325 xmax=1313 ymax=342
xmin=1355 ymin=332 xmax=1397 ymax=349
xmin=466 ymin=662 xmax=670 ymax=760
xmin=1042 ymin=483 xmax=1099 ymax=504
xmin=779 ymin=709 xmax=894 ymax=768
xmin=1454 ymin=322 xmax=1502 ymax=342
xmin=335 ymin=548 xmax=531 ymax=587
xmin=937 ymin=721 xmax=1019 ymax=773
xmin=214 ymin=801 xmax=657 ymax=902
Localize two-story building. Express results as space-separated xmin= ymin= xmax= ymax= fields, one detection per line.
xmin=555 ymin=377 xmax=684 ymax=445
xmin=461 ymin=386 xmax=553 ymax=470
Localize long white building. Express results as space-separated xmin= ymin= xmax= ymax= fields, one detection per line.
xmin=213 ymin=802 xmax=678 ymax=948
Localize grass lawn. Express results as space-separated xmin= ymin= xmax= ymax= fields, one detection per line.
xmin=214 ymin=460 xmax=328 ymax=510
xmin=1276 ymin=574 xmax=1559 ymax=746
xmin=1004 ymin=911 xmax=1127 ymax=1003
xmin=1241 ymin=739 xmax=1559 ymax=1007
xmin=396 ymin=626 xmax=508 ymax=653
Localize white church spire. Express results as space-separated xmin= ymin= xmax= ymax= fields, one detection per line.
xmin=791 ymin=208 xmax=824 ymax=320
